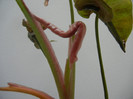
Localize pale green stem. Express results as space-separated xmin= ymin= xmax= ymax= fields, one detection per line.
xmin=64 ymin=0 xmax=75 ymax=99
xmin=69 ymin=0 xmax=75 ymax=99
xmin=16 ymin=0 xmax=66 ymax=99
xmin=95 ymin=15 xmax=109 ymax=99
xmin=69 ymin=0 xmax=75 ymax=24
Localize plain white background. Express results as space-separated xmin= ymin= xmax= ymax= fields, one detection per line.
xmin=0 ymin=0 xmax=133 ymax=99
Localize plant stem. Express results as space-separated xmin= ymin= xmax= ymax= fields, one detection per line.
xmin=69 ymin=0 xmax=75 ymax=24
xmin=65 ymin=0 xmax=75 ymax=99
xmin=69 ymin=64 xmax=75 ymax=99
xmin=16 ymin=1 xmax=66 ymax=99
xmin=95 ymin=15 xmax=109 ymax=99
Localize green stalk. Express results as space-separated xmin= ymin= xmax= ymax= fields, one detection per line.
xmin=69 ymin=63 xmax=75 ymax=99
xmin=68 ymin=0 xmax=75 ymax=98
xmin=16 ymin=0 xmax=66 ymax=99
xmin=69 ymin=0 xmax=74 ymax=24
xmin=95 ymin=15 xmax=109 ymax=99
xmin=64 ymin=0 xmax=75 ymax=99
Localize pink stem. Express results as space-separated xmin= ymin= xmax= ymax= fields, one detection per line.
xmin=69 ymin=22 xmax=86 ymax=68
xmin=34 ymin=15 xmax=86 ymax=68
xmin=34 ymin=15 xmax=78 ymax=38
xmin=0 ymin=83 xmax=54 ymax=99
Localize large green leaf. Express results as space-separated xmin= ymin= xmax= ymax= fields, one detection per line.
xmin=73 ymin=0 xmax=132 ymax=52
xmin=104 ymin=0 xmax=132 ymax=51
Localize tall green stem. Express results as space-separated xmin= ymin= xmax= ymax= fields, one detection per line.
xmin=95 ymin=15 xmax=109 ymax=99
xmin=64 ymin=0 xmax=75 ymax=99
xmin=69 ymin=0 xmax=75 ymax=24
xmin=69 ymin=0 xmax=75 ymax=99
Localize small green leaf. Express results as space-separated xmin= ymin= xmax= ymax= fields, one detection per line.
xmin=104 ymin=0 xmax=132 ymax=51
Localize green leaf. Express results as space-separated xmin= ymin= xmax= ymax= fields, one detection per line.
xmin=73 ymin=0 xmax=132 ymax=52
xmin=105 ymin=22 xmax=126 ymax=51
xmin=104 ymin=0 xmax=132 ymax=51
xmin=74 ymin=0 xmax=113 ymax=22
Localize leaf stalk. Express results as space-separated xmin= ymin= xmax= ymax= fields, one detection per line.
xmin=95 ymin=14 xmax=109 ymax=99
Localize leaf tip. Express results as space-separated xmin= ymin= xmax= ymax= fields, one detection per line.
xmin=119 ymin=40 xmax=126 ymax=53
xmin=122 ymin=40 xmax=126 ymax=53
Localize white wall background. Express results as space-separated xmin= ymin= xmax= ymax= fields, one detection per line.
xmin=0 ymin=0 xmax=133 ymax=99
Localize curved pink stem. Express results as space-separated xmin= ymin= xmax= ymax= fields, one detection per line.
xmin=34 ymin=15 xmax=86 ymax=68
xmin=69 ymin=22 xmax=86 ymax=68
xmin=34 ymin=15 xmax=78 ymax=38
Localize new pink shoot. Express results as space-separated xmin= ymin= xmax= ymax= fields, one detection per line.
xmin=34 ymin=15 xmax=86 ymax=68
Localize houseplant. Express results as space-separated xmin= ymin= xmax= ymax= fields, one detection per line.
xmin=0 ymin=0 xmax=132 ymax=99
